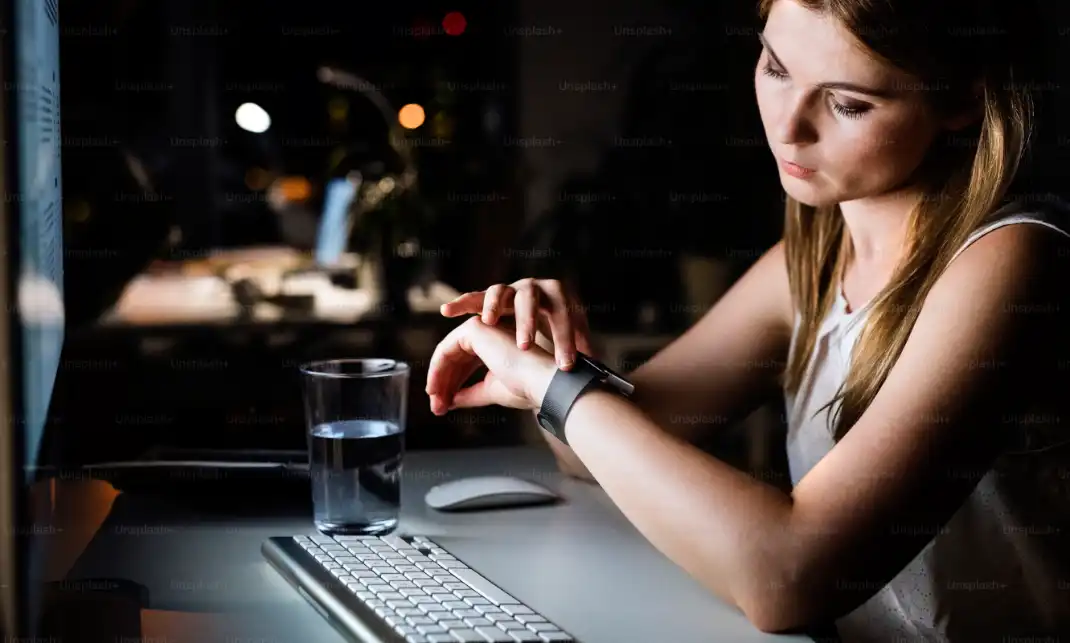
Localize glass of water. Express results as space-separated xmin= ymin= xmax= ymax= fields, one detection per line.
xmin=300 ymin=358 xmax=409 ymax=535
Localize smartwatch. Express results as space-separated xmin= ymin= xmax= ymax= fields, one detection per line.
xmin=536 ymin=352 xmax=634 ymax=446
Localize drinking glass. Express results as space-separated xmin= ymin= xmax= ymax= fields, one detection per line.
xmin=300 ymin=358 xmax=409 ymax=535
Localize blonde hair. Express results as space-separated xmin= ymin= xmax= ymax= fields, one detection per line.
xmin=760 ymin=0 xmax=1036 ymax=441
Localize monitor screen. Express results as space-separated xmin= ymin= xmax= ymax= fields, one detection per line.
xmin=15 ymin=0 xmax=63 ymax=484
xmin=314 ymin=176 xmax=357 ymax=266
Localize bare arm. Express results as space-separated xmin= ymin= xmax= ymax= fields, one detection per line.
xmin=539 ymin=241 xmax=793 ymax=480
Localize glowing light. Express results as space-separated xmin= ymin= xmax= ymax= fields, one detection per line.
xmin=277 ymin=177 xmax=311 ymax=201
xmin=442 ymin=11 xmax=466 ymax=36
xmin=235 ymin=102 xmax=271 ymax=133
xmin=398 ymin=104 xmax=425 ymax=129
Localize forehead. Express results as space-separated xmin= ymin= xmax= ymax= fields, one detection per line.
xmin=762 ymin=0 xmax=906 ymax=87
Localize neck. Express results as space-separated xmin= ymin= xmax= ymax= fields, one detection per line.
xmin=838 ymin=190 xmax=918 ymax=271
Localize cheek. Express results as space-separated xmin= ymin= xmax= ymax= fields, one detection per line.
xmin=754 ymin=75 xmax=778 ymax=128
xmin=830 ymin=121 xmax=933 ymax=189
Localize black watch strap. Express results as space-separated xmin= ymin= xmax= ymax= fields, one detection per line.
xmin=536 ymin=364 xmax=602 ymax=446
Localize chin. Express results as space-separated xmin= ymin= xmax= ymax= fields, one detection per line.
xmin=781 ymin=179 xmax=840 ymax=208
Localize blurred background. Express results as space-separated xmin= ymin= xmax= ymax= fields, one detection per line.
xmin=46 ymin=0 xmax=1070 ymax=484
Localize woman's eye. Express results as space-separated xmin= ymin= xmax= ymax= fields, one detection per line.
xmin=762 ymin=61 xmax=788 ymax=80
xmin=830 ymin=98 xmax=871 ymax=120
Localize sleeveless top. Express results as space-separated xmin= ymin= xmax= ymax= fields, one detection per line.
xmin=783 ymin=200 xmax=1070 ymax=642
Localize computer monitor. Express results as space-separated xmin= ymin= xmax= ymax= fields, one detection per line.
xmin=314 ymin=173 xmax=360 ymax=267
xmin=0 ymin=0 xmax=64 ymax=637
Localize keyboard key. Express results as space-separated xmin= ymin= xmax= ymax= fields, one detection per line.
xmin=474 ymin=627 xmax=514 ymax=642
xmin=448 ymin=569 xmax=517 ymax=606
xmin=396 ymin=564 xmax=420 ymax=572
xmin=396 ymin=626 xmax=418 ymax=635
xmin=474 ymin=605 xmax=501 ymax=615
xmin=366 ymin=584 xmax=392 ymax=593
xmin=537 ymin=633 xmax=574 ymax=643
xmin=426 ymin=635 xmax=454 ymax=643
xmin=496 ymin=620 xmax=527 ymax=631
xmin=417 ymin=625 xmax=448 ymax=635
xmin=439 ymin=619 xmax=466 ymax=629
xmin=388 ymin=600 xmax=413 ymax=609
xmin=453 ymin=589 xmax=480 ymax=598
xmin=527 ymin=623 xmax=557 ymax=632
xmin=397 ymin=608 xmax=423 ymax=617
xmin=366 ymin=600 xmax=385 ymax=609
xmin=407 ymin=616 xmax=436 ymax=627
xmin=441 ymin=561 xmax=469 ymax=570
xmin=444 ymin=582 xmax=469 ymax=591
xmin=449 ymin=629 xmax=484 ymax=642
xmin=381 ymin=574 xmax=407 ymax=582
xmin=441 ymin=600 xmax=469 ymax=610
xmin=378 ymin=592 xmax=406 ymax=601
xmin=400 ymin=589 xmax=426 ymax=597
xmin=500 ymin=605 xmax=534 ymax=617
xmin=507 ymin=632 xmax=541 ymax=642
xmin=426 ymin=611 xmax=453 ymax=621
xmin=465 ymin=597 xmax=492 ymax=607
xmin=484 ymin=612 xmax=510 ymax=622
xmin=515 ymin=614 xmax=546 ymax=625
xmin=406 ymin=635 xmax=429 ymax=643
xmin=454 ymin=609 xmax=481 ymax=618
xmin=464 ymin=617 xmax=493 ymax=628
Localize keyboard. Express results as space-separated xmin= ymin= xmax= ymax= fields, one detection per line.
xmin=262 ymin=533 xmax=578 ymax=643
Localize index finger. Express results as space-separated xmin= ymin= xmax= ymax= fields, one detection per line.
xmin=440 ymin=291 xmax=494 ymax=317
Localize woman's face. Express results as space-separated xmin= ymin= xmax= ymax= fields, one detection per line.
xmin=755 ymin=0 xmax=951 ymax=207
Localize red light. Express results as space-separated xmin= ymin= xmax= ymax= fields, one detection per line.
xmin=442 ymin=11 xmax=466 ymax=36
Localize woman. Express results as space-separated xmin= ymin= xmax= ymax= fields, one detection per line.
xmin=425 ymin=0 xmax=1070 ymax=639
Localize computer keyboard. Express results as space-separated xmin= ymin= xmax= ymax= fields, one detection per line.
xmin=265 ymin=532 xmax=577 ymax=642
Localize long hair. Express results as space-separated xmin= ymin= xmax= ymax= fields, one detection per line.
xmin=763 ymin=0 xmax=1038 ymax=441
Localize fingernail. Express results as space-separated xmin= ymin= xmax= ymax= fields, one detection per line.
xmin=519 ymin=341 xmax=530 ymax=350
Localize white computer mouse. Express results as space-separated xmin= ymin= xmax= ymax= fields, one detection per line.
xmin=424 ymin=476 xmax=561 ymax=512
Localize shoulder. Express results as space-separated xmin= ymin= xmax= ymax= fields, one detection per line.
xmin=923 ymin=219 xmax=1070 ymax=367
xmin=949 ymin=213 xmax=1070 ymax=288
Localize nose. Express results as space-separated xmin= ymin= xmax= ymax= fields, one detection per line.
xmin=774 ymin=93 xmax=816 ymax=145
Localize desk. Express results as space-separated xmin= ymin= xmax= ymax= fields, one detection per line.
xmin=100 ymin=248 xmax=461 ymax=327
xmin=53 ymin=447 xmax=814 ymax=643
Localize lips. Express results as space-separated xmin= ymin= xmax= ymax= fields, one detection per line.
xmin=779 ymin=158 xmax=816 ymax=178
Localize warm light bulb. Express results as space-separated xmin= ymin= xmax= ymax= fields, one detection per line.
xmin=398 ymin=103 xmax=426 ymax=129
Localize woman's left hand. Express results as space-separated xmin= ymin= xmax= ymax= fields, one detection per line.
xmin=425 ymin=316 xmax=558 ymax=416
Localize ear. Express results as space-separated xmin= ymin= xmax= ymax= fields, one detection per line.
xmin=943 ymin=80 xmax=984 ymax=131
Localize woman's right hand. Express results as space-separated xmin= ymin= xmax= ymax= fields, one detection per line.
xmin=439 ymin=278 xmax=594 ymax=371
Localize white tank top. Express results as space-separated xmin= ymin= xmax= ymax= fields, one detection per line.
xmin=784 ymin=200 xmax=1070 ymax=642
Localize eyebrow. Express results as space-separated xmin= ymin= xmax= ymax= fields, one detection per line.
xmin=757 ymin=32 xmax=897 ymax=99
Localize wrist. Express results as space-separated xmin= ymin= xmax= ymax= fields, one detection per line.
xmin=527 ymin=353 xmax=559 ymax=409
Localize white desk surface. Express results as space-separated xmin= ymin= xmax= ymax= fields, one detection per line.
xmin=65 ymin=447 xmax=815 ymax=643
